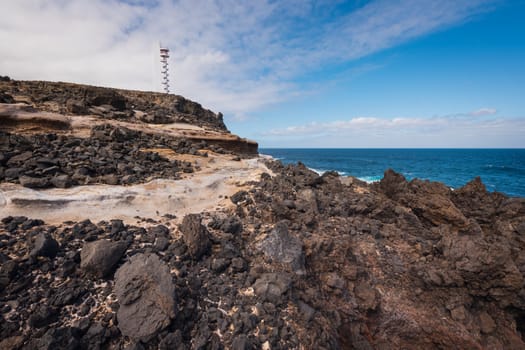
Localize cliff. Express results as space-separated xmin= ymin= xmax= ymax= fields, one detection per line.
xmin=1 ymin=77 xmax=524 ymax=350
xmin=0 ymin=77 xmax=258 ymax=156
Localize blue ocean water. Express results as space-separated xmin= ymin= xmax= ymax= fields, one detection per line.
xmin=259 ymin=149 xmax=525 ymax=198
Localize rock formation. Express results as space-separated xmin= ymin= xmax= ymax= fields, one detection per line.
xmin=114 ymin=253 xmax=176 ymax=342
xmin=1 ymin=77 xmax=524 ymax=349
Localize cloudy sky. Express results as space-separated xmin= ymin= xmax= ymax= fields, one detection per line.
xmin=1 ymin=0 xmax=524 ymax=147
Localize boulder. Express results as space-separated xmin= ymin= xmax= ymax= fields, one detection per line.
xmin=19 ymin=175 xmax=49 ymax=188
xmin=50 ymin=175 xmax=71 ymax=188
xmin=114 ymin=253 xmax=175 ymax=341
xmin=31 ymin=233 xmax=59 ymax=258
xmin=80 ymin=239 xmax=127 ymax=278
xmin=179 ymin=214 xmax=211 ymax=259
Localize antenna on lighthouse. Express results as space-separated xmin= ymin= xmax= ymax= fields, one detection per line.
xmin=159 ymin=45 xmax=170 ymax=93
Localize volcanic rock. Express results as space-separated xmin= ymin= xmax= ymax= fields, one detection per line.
xmin=31 ymin=232 xmax=59 ymax=258
xmin=255 ymin=221 xmax=305 ymax=274
xmin=28 ymin=305 xmax=59 ymax=328
xmin=50 ymin=174 xmax=71 ymax=188
xmin=80 ymin=239 xmax=128 ymax=278
xmin=230 ymin=190 xmax=249 ymax=204
xmin=179 ymin=214 xmax=211 ymax=259
xmin=253 ymin=273 xmax=292 ymax=304
xmin=0 ymin=259 xmax=17 ymax=291
xmin=114 ymin=253 xmax=175 ymax=341
xmin=19 ymin=175 xmax=49 ymax=188
xmin=479 ymin=311 xmax=496 ymax=334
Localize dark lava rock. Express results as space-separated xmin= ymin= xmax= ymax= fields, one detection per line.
xmin=210 ymin=215 xmax=243 ymax=234
xmin=0 ymin=92 xmax=14 ymax=103
xmin=297 ymin=300 xmax=315 ymax=322
xmin=211 ymin=258 xmax=230 ymax=273
xmin=80 ymin=239 xmax=128 ymax=278
xmin=6 ymin=151 xmax=33 ymax=166
xmin=148 ymin=224 xmax=169 ymax=237
xmin=179 ymin=214 xmax=211 ymax=259
xmin=110 ymin=219 xmax=125 ymax=235
xmin=231 ymin=257 xmax=247 ymax=272
xmin=21 ymin=218 xmax=44 ymax=230
xmin=154 ymin=236 xmax=170 ymax=251
xmin=253 ymin=273 xmax=292 ymax=304
xmin=159 ymin=330 xmax=182 ymax=350
xmin=32 ymin=327 xmax=81 ymax=350
xmin=19 ymin=175 xmax=49 ymax=188
xmin=50 ymin=174 xmax=71 ymax=188
xmin=31 ymin=232 xmax=59 ymax=258
xmin=28 ymin=305 xmax=59 ymax=328
xmin=230 ymin=190 xmax=249 ymax=204
xmin=255 ymin=221 xmax=305 ymax=274
xmin=66 ymin=99 xmax=88 ymax=114
xmin=0 ymin=260 xmax=17 ymax=291
xmin=232 ymin=334 xmax=250 ymax=350
xmin=114 ymin=253 xmax=175 ymax=341
xmin=4 ymin=167 xmax=23 ymax=179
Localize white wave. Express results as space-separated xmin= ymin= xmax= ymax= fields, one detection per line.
xmin=356 ymin=175 xmax=382 ymax=184
xmin=308 ymin=167 xmax=348 ymax=176
xmin=258 ymin=153 xmax=275 ymax=160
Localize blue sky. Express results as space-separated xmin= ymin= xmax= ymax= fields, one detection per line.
xmin=1 ymin=0 xmax=524 ymax=147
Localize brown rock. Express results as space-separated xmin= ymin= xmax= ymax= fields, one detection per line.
xmin=179 ymin=214 xmax=211 ymax=259
xmin=479 ymin=312 xmax=496 ymax=334
xmin=354 ymin=283 xmax=378 ymax=311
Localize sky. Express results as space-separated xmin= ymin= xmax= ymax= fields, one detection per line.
xmin=1 ymin=0 xmax=524 ymax=148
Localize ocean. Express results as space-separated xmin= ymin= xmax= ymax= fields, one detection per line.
xmin=259 ymin=148 xmax=525 ymax=198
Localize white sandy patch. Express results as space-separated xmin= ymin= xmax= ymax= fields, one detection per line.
xmin=0 ymin=154 xmax=271 ymax=225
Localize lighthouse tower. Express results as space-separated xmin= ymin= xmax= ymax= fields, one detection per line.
xmin=159 ymin=46 xmax=170 ymax=93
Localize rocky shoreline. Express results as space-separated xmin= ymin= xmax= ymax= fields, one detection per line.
xmin=1 ymin=78 xmax=525 ymax=349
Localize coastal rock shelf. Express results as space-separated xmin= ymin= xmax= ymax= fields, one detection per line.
xmin=1 ymin=78 xmax=524 ymax=349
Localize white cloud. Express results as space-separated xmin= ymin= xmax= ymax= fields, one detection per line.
xmin=260 ymin=109 xmax=525 ymax=148
xmin=0 ymin=0 xmax=495 ymax=119
xmin=469 ymin=107 xmax=498 ymax=116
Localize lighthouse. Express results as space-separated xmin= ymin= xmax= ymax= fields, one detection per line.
xmin=160 ymin=46 xmax=170 ymax=93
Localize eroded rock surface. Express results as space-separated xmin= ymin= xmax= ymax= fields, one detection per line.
xmin=80 ymin=239 xmax=128 ymax=278
xmin=179 ymin=214 xmax=211 ymax=260
xmin=255 ymin=221 xmax=305 ymax=274
xmin=114 ymin=253 xmax=175 ymax=341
